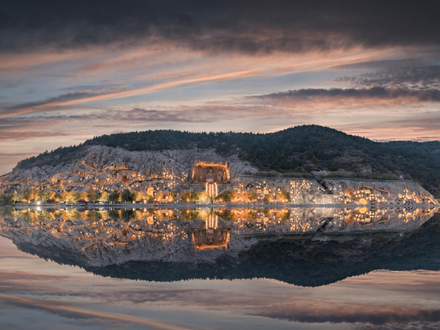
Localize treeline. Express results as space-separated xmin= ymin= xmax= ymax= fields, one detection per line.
xmin=0 ymin=189 xmax=106 ymax=204
xmin=0 ymin=188 xmax=157 ymax=204
xmin=13 ymin=125 xmax=440 ymax=196
xmin=15 ymin=144 xmax=85 ymax=170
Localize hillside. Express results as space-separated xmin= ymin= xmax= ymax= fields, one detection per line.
xmin=14 ymin=125 xmax=440 ymax=196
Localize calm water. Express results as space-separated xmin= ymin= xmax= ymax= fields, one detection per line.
xmin=1 ymin=206 xmax=440 ymax=329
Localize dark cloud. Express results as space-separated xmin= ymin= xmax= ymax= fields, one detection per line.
xmin=253 ymin=87 xmax=440 ymax=102
xmin=1 ymin=1 xmax=440 ymax=54
xmin=0 ymin=108 xmax=209 ymax=126
xmin=0 ymin=92 xmax=95 ymax=114
xmin=0 ymin=153 xmax=34 ymax=157
xmin=0 ymin=85 xmax=127 ymax=116
xmin=337 ymin=66 xmax=440 ymax=89
xmin=332 ymin=58 xmax=436 ymax=70
xmin=355 ymin=322 xmax=440 ymax=330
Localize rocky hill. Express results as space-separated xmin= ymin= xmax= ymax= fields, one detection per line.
xmin=10 ymin=125 xmax=440 ymax=196
xmin=0 ymin=125 xmax=439 ymax=206
xmin=0 ymin=143 xmax=437 ymax=206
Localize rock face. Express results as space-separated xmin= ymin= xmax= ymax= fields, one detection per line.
xmin=0 ymin=145 xmax=437 ymax=206
xmin=0 ymin=145 xmax=258 ymax=194
xmin=324 ymin=179 xmax=436 ymax=205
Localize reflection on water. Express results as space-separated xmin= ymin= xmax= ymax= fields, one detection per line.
xmin=2 ymin=206 xmax=440 ymax=330
xmin=0 ymin=206 xmax=439 ymax=287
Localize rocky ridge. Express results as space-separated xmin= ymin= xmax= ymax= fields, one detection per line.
xmin=0 ymin=145 xmax=437 ymax=206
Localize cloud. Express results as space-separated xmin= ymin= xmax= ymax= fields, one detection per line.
xmin=252 ymin=87 xmax=440 ymax=105
xmin=338 ymin=114 xmax=440 ymax=141
xmin=0 ymin=92 xmax=95 ymax=113
xmin=0 ymin=107 xmax=221 ymax=141
xmin=355 ymin=322 xmax=440 ymax=330
xmin=0 ymin=69 xmax=259 ymax=117
xmin=1 ymin=99 xmax=440 ymax=144
xmin=0 ymin=153 xmax=35 ymax=157
xmin=336 ymin=66 xmax=440 ymax=89
xmin=0 ymin=82 xmax=130 ymax=117
xmin=0 ymin=104 xmax=281 ymax=142
xmin=2 ymin=1 xmax=440 ymax=55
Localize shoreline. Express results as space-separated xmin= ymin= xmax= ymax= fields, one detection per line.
xmin=4 ymin=202 xmax=439 ymax=209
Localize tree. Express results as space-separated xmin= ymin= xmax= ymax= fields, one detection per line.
xmin=133 ymin=191 xmax=143 ymax=202
xmin=54 ymin=193 xmax=63 ymax=202
xmin=70 ymin=192 xmax=82 ymax=202
xmin=0 ymin=194 xmax=13 ymax=205
xmin=215 ymin=190 xmax=236 ymax=203
xmin=280 ymin=190 xmax=290 ymax=202
xmin=43 ymin=191 xmax=55 ymax=201
xmin=12 ymin=194 xmax=23 ymax=203
xmin=179 ymin=191 xmax=202 ymax=202
xmin=61 ymin=192 xmax=71 ymax=202
xmin=121 ymin=189 xmax=135 ymax=202
xmin=108 ymin=191 xmax=120 ymax=203
xmin=247 ymin=192 xmax=257 ymax=202
xmin=22 ymin=189 xmax=39 ymax=202
xmin=22 ymin=189 xmax=32 ymax=202
xmin=80 ymin=192 xmax=88 ymax=201
xmin=100 ymin=191 xmax=109 ymax=201
xmin=87 ymin=191 xmax=101 ymax=202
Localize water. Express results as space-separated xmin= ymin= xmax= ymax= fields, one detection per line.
xmin=1 ymin=206 xmax=440 ymax=329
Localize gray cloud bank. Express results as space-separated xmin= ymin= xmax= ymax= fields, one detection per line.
xmin=253 ymin=87 xmax=440 ymax=102
xmin=1 ymin=0 xmax=440 ymax=54
xmin=337 ymin=66 xmax=440 ymax=89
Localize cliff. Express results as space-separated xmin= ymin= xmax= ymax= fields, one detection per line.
xmin=0 ymin=144 xmax=437 ymax=206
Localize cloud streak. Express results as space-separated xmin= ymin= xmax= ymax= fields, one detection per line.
xmin=337 ymin=66 xmax=440 ymax=89
xmin=0 ymin=69 xmax=259 ymax=117
xmin=252 ymin=87 xmax=440 ymax=105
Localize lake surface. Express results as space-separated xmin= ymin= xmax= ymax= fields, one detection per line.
xmin=1 ymin=206 xmax=440 ymax=329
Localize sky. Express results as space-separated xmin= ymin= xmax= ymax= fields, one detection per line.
xmin=1 ymin=0 xmax=440 ymax=174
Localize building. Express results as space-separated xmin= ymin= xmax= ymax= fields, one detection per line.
xmin=192 ymin=161 xmax=230 ymax=183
